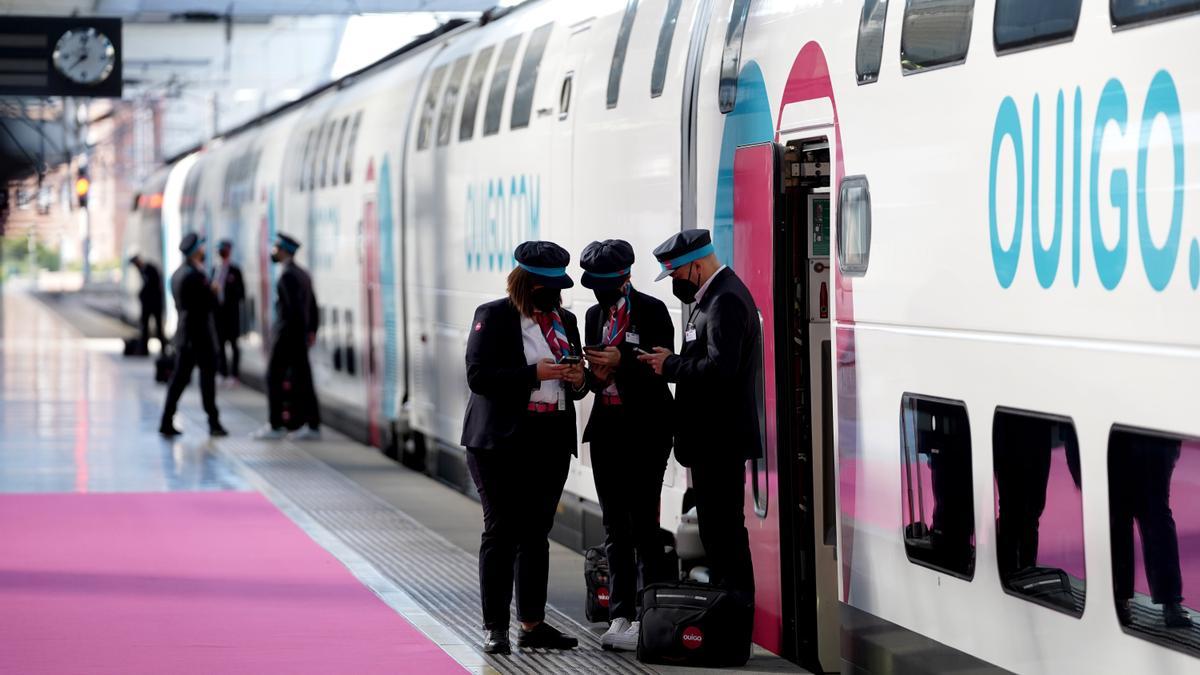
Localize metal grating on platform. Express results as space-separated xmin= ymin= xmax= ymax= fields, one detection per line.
xmin=218 ymin=437 xmax=654 ymax=675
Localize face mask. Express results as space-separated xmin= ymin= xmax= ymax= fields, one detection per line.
xmin=671 ymin=265 xmax=699 ymax=304
xmin=593 ymin=287 xmax=623 ymax=308
xmin=196 ymin=251 xmax=207 ymax=265
xmin=270 ymin=251 xmax=282 ymax=263
xmin=531 ymin=287 xmax=560 ymax=312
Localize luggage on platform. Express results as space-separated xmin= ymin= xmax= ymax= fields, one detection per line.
xmin=636 ymin=581 xmax=752 ymax=668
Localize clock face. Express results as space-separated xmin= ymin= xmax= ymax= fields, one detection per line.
xmin=52 ymin=28 xmax=116 ymax=86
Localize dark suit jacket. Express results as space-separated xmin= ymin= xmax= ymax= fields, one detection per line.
xmin=170 ymin=262 xmax=218 ymax=355
xmin=274 ymin=262 xmax=318 ymax=347
xmin=582 ymin=288 xmax=673 ymax=448
xmin=460 ymin=298 xmax=585 ymax=452
xmin=211 ymin=262 xmax=245 ymax=335
xmin=662 ymin=267 xmax=763 ymax=466
xmin=139 ymin=262 xmax=163 ymax=312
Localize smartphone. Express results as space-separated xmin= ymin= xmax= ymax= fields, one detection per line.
xmin=634 ymin=347 xmax=651 ymax=356
xmin=583 ymin=344 xmax=606 ymax=352
xmin=560 ymin=355 xmax=583 ymax=365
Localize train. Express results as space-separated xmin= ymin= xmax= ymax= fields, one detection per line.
xmin=121 ymin=1 xmax=1200 ymax=673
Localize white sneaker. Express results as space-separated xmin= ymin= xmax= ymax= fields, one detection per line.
xmin=251 ymin=425 xmax=287 ymax=440
xmin=290 ymin=427 xmax=321 ymax=441
xmin=611 ymin=620 xmax=640 ymax=652
xmin=600 ymin=617 xmax=631 ymax=651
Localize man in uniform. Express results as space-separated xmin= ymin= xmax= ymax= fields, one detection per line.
xmin=129 ymin=254 xmax=165 ymax=353
xmin=210 ymin=239 xmax=245 ymax=382
xmin=253 ymin=233 xmax=320 ymax=440
xmin=638 ymin=229 xmax=761 ymax=605
xmin=159 ymin=233 xmax=226 ymax=438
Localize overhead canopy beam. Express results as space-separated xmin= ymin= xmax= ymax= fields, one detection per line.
xmin=2 ymin=1 xmax=498 ymax=19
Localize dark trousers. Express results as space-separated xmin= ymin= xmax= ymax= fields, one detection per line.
xmin=995 ymin=419 xmax=1053 ymax=579
xmin=160 ymin=345 xmax=220 ymax=428
xmin=1111 ymin=434 xmax=1184 ymax=605
xmin=466 ymin=416 xmax=572 ymax=631
xmin=690 ymin=454 xmax=755 ymax=602
xmin=140 ymin=306 xmax=165 ymax=351
xmin=590 ymin=408 xmax=670 ymax=621
xmin=216 ymin=325 xmax=240 ymax=378
xmin=267 ymin=337 xmax=319 ymax=430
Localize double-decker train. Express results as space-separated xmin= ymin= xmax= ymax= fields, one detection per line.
xmin=123 ymin=1 xmax=1200 ymax=672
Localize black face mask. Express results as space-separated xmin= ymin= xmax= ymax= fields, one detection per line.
xmin=593 ymin=287 xmax=623 ymax=309
xmin=196 ymin=251 xmax=207 ymax=265
xmin=671 ymin=265 xmax=699 ymax=304
xmin=270 ymin=251 xmax=283 ymax=263
xmin=531 ymin=287 xmax=560 ymax=312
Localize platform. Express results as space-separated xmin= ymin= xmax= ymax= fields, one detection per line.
xmin=0 ymin=287 xmax=804 ymax=674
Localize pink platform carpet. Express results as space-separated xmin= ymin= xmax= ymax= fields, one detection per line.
xmin=0 ymin=492 xmax=464 ymax=674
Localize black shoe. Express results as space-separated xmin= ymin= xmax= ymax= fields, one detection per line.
xmin=159 ymin=425 xmax=181 ymax=438
xmin=516 ymin=622 xmax=578 ymax=650
xmin=1164 ymin=603 xmax=1193 ymax=628
xmin=482 ymin=629 xmax=510 ymax=655
xmin=209 ymin=424 xmax=229 ymax=438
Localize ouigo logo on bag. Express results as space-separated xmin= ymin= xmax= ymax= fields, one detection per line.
xmin=681 ymin=626 xmax=703 ymax=649
xmin=596 ymin=588 xmax=610 ymax=607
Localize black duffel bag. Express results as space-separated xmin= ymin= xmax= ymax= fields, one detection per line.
xmin=584 ymin=546 xmax=611 ymax=623
xmin=636 ymin=581 xmax=752 ymax=668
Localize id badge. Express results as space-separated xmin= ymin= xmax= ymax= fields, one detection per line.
xmin=684 ymin=323 xmax=698 ymax=343
xmin=556 ymin=389 xmax=566 ymax=411
xmin=625 ymin=331 xmax=640 ymax=345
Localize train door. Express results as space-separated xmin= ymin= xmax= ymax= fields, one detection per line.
xmin=732 ymin=136 xmax=836 ymax=672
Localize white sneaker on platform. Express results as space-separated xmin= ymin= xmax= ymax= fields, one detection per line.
xmin=290 ymin=427 xmax=321 ymax=441
xmin=601 ymin=617 xmax=631 ymax=651
xmin=611 ymin=620 xmax=640 ymax=652
xmin=251 ymin=425 xmax=287 ymax=440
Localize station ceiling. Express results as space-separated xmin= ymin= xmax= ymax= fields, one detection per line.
xmin=0 ymin=1 xmax=498 ymax=19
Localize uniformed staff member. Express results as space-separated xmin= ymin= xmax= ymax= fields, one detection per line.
xmin=578 ymin=239 xmax=674 ymax=652
xmin=159 ymin=233 xmax=226 ymax=438
xmin=461 ymin=241 xmax=586 ymax=655
xmin=210 ymin=239 xmax=245 ymax=382
xmin=253 ymin=233 xmax=321 ymax=441
xmin=638 ymin=229 xmax=761 ymax=605
xmin=129 ymin=254 xmax=166 ymax=353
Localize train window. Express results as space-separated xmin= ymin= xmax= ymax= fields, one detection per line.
xmin=484 ymin=35 xmax=522 ymax=137
xmin=437 ymin=56 xmax=470 ymax=146
xmin=298 ymin=128 xmax=315 ymax=191
xmin=331 ymin=116 xmax=349 ymax=186
xmin=344 ymin=309 xmax=357 ymax=377
xmin=344 ymin=111 xmax=362 ymax=184
xmin=417 ymin=63 xmax=448 ymax=151
xmin=1108 ymin=426 xmax=1200 ymax=654
xmin=993 ymin=409 xmax=1084 ymax=617
xmin=320 ymin=120 xmax=337 ymax=188
xmin=900 ymin=0 xmax=975 ymax=73
xmin=306 ymin=125 xmax=324 ymax=191
xmin=838 ymin=175 xmax=871 ymax=276
xmin=607 ymin=0 xmax=639 ymax=109
xmin=459 ymin=45 xmax=494 ymax=142
xmin=856 ymin=0 xmax=888 ymax=84
xmin=900 ymin=394 xmax=975 ymax=580
xmin=511 ymin=23 xmax=553 ymax=130
xmin=651 ymin=0 xmax=682 ymax=98
xmin=1111 ymin=0 xmax=1200 ymax=27
xmin=994 ymin=0 xmax=1081 ymax=53
xmin=718 ymin=0 xmax=752 ymax=113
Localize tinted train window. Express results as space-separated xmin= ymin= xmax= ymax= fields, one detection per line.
xmin=512 ymin=23 xmax=553 ymax=129
xmin=1109 ymin=427 xmax=1200 ymax=656
xmin=1112 ymin=0 xmax=1200 ymax=27
xmin=484 ymin=35 xmax=522 ymax=137
xmin=718 ymin=0 xmax=753 ymax=113
xmin=993 ymin=409 xmax=1084 ymax=617
xmin=344 ymin=111 xmax=362 ymax=183
xmin=900 ymin=394 xmax=975 ymax=579
xmin=298 ymin=128 xmax=315 ymax=190
xmin=417 ymin=64 xmax=448 ymax=151
xmin=438 ymin=56 xmax=470 ymax=146
xmin=607 ymin=0 xmax=639 ymax=109
xmin=651 ymin=0 xmax=682 ymax=97
xmin=307 ymin=124 xmax=325 ymax=191
xmin=315 ymin=122 xmax=333 ymax=189
xmin=900 ymin=0 xmax=975 ymax=73
xmin=838 ymin=175 xmax=872 ymax=276
xmin=331 ymin=116 xmax=349 ymax=186
xmin=994 ymin=0 xmax=1081 ymax=52
xmin=857 ymin=0 xmax=888 ymax=84
xmin=460 ymin=46 xmax=494 ymax=141
xmin=321 ymin=120 xmax=338 ymax=188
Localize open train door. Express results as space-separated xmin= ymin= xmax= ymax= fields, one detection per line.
xmin=733 ymin=139 xmax=837 ymax=673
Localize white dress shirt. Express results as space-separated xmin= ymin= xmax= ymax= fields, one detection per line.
xmin=521 ymin=314 xmax=562 ymax=404
xmin=694 ymin=265 xmax=727 ymax=304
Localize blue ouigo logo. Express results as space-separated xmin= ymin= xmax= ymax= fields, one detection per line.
xmin=988 ymin=70 xmax=1191 ymax=291
xmin=464 ymin=174 xmax=541 ymax=272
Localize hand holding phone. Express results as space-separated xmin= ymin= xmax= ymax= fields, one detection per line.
xmin=560 ymin=354 xmax=582 ymax=365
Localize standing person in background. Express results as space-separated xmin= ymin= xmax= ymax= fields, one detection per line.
xmin=210 ymin=239 xmax=245 ymax=384
xmin=158 ymin=234 xmax=226 ymax=438
xmin=130 ymin=254 xmax=166 ymax=354
xmin=460 ymin=241 xmax=586 ymax=655
xmin=639 ymin=229 xmax=761 ymax=607
xmin=578 ymin=239 xmax=674 ymax=652
xmin=252 ymin=233 xmax=321 ymax=441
